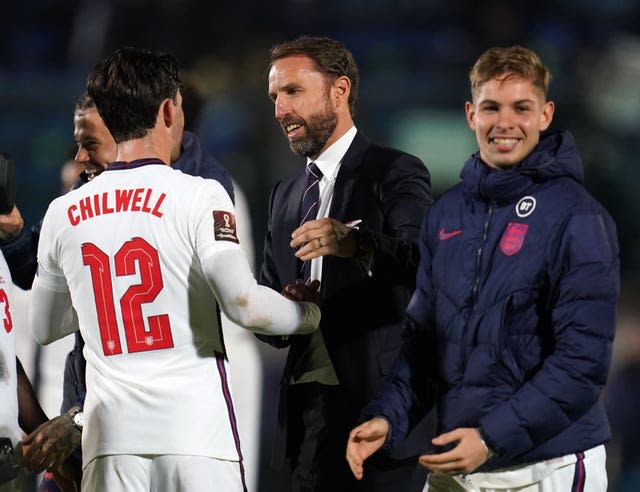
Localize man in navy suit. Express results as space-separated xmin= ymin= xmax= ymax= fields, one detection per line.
xmin=260 ymin=35 xmax=433 ymax=491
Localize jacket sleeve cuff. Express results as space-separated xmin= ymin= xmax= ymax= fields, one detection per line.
xmin=0 ymin=227 xmax=30 ymax=254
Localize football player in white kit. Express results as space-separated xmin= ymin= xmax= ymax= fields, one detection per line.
xmin=29 ymin=47 xmax=320 ymax=492
xmin=0 ymin=250 xmax=24 ymax=492
xmin=0 ymin=249 xmax=55 ymax=491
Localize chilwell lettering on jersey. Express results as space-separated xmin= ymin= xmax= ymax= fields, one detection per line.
xmin=67 ymin=188 xmax=167 ymax=226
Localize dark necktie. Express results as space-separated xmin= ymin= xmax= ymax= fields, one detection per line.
xmin=300 ymin=162 xmax=322 ymax=280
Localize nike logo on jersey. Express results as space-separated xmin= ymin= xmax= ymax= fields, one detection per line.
xmin=438 ymin=227 xmax=462 ymax=240
xmin=67 ymin=188 xmax=167 ymax=226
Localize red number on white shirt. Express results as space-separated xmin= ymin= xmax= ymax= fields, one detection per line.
xmin=0 ymin=288 xmax=12 ymax=333
xmin=82 ymin=243 xmax=122 ymax=355
xmin=82 ymin=237 xmax=173 ymax=356
xmin=115 ymin=237 xmax=173 ymax=353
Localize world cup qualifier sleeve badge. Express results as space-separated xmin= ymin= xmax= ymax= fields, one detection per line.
xmin=213 ymin=210 xmax=240 ymax=243
xmin=500 ymin=222 xmax=529 ymax=256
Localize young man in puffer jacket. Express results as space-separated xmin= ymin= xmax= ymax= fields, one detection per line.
xmin=347 ymin=45 xmax=619 ymax=492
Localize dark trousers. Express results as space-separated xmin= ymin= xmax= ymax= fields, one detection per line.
xmin=287 ymin=382 xmax=427 ymax=492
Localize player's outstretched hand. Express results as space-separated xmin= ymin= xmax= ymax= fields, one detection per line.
xmin=283 ymin=279 xmax=321 ymax=304
xmin=21 ymin=412 xmax=81 ymax=472
xmin=418 ymin=427 xmax=489 ymax=475
xmin=346 ymin=417 xmax=389 ymax=480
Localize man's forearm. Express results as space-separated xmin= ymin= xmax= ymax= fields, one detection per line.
xmin=16 ymin=358 xmax=48 ymax=434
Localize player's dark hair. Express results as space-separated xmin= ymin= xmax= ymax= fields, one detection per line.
xmin=270 ymin=36 xmax=359 ymax=118
xmin=87 ymin=47 xmax=182 ymax=143
xmin=74 ymin=92 xmax=95 ymax=112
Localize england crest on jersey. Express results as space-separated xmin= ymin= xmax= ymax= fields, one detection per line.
xmin=500 ymin=222 xmax=529 ymax=256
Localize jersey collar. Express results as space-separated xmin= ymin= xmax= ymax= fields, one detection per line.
xmin=107 ymin=158 xmax=167 ymax=172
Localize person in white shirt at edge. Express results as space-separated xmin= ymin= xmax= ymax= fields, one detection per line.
xmin=29 ymin=46 xmax=320 ymax=492
xmin=0 ymin=250 xmax=55 ymax=492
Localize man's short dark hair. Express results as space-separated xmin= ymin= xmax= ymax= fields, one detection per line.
xmin=74 ymin=93 xmax=95 ymax=112
xmin=270 ymin=36 xmax=359 ymax=118
xmin=87 ymin=47 xmax=182 ymax=143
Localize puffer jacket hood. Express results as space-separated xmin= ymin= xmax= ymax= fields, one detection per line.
xmin=461 ymin=130 xmax=583 ymax=204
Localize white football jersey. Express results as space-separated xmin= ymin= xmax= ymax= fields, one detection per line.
xmin=36 ymin=159 xmax=244 ymax=465
xmin=0 ymin=252 xmax=20 ymax=447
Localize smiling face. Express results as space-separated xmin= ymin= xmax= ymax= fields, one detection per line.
xmin=268 ymin=55 xmax=344 ymax=159
xmin=73 ymin=107 xmax=117 ymax=180
xmin=465 ymin=75 xmax=554 ymax=170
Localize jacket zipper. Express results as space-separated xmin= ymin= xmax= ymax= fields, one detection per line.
xmin=462 ymin=203 xmax=493 ymax=362
xmin=472 ymin=203 xmax=493 ymax=308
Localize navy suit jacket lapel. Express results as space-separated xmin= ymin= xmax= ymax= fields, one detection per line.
xmin=289 ymin=170 xmax=308 ymax=227
xmin=283 ymin=171 xmax=309 ymax=278
xmin=329 ymin=131 xmax=369 ymax=221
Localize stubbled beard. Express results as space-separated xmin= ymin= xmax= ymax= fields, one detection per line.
xmin=285 ymin=109 xmax=338 ymax=158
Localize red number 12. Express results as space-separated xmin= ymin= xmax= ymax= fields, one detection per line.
xmin=82 ymin=237 xmax=173 ymax=356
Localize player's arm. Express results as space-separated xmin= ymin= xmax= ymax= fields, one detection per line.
xmin=30 ymin=203 xmax=79 ymax=345
xmin=194 ymin=180 xmax=320 ymax=336
xmin=202 ymin=249 xmax=320 ymax=336
xmin=255 ymin=180 xmax=296 ymax=348
xmin=29 ymin=278 xmax=78 ymax=345
xmin=16 ymin=357 xmax=48 ymax=434
xmin=21 ymin=409 xmax=81 ymax=474
xmin=17 ymin=357 xmax=80 ymax=475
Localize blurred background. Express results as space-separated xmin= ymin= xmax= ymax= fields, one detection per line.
xmin=2 ymin=0 xmax=639 ymax=490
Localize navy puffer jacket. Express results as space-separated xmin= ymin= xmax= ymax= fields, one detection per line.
xmin=365 ymin=130 xmax=619 ymax=471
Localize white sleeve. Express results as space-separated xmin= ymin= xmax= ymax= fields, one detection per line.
xmin=31 ymin=204 xmax=79 ymax=344
xmin=192 ymin=180 xmax=241 ymax=261
xmin=30 ymin=277 xmax=79 ymax=345
xmin=202 ymin=249 xmax=320 ymax=335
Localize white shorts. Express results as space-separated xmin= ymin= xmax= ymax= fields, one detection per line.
xmin=424 ymin=445 xmax=607 ymax=492
xmin=82 ymin=454 xmax=246 ymax=492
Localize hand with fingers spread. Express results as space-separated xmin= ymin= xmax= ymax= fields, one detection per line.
xmin=290 ymin=217 xmax=357 ymax=261
xmin=346 ymin=417 xmax=389 ymax=480
xmin=20 ymin=411 xmax=81 ymax=473
xmin=418 ymin=427 xmax=489 ymax=475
